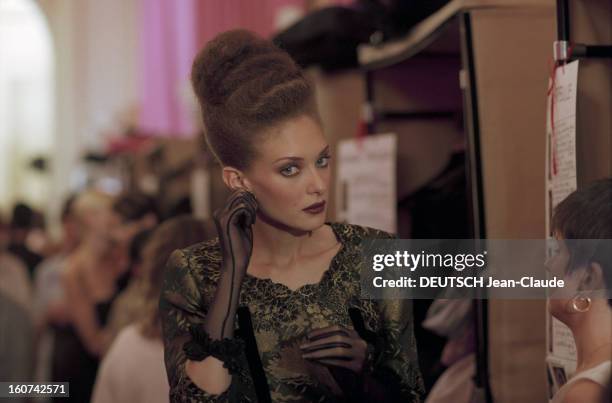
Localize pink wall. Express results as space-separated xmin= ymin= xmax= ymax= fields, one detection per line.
xmin=195 ymin=0 xmax=303 ymax=45
xmin=138 ymin=0 xmax=304 ymax=137
xmin=138 ymin=0 xmax=197 ymax=136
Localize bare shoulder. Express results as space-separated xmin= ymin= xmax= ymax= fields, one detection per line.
xmin=0 ymin=253 xmax=27 ymax=272
xmin=562 ymin=379 xmax=606 ymax=403
xmin=61 ymin=254 xmax=81 ymax=285
xmin=60 ymin=254 xmax=92 ymax=304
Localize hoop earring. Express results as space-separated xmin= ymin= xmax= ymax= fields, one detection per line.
xmin=567 ymin=296 xmax=592 ymax=313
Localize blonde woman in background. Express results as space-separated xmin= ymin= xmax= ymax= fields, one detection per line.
xmin=50 ymin=190 xmax=126 ymax=403
xmin=92 ymin=215 xmax=211 ymax=403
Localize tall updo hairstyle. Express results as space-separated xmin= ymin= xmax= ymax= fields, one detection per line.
xmin=191 ymin=30 xmax=320 ymax=170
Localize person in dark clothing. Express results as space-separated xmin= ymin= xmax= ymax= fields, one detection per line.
xmin=0 ymin=291 xmax=34 ymax=403
xmin=8 ymin=202 xmax=43 ymax=279
xmin=50 ymin=190 xmax=126 ymax=403
xmin=112 ymin=192 xmax=159 ymax=290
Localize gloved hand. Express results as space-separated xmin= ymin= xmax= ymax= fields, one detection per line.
xmin=206 ymin=189 xmax=258 ymax=339
xmin=213 ymin=189 xmax=258 ymax=275
xmin=300 ymin=325 xmax=368 ymax=373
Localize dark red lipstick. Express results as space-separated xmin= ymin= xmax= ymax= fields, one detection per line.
xmin=303 ymin=201 xmax=326 ymax=214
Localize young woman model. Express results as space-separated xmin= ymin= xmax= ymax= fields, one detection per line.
xmin=160 ymin=30 xmax=424 ymax=403
xmin=548 ymin=178 xmax=611 ymax=403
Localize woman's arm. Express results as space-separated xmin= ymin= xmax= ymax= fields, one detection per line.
xmin=160 ymin=249 xmax=254 ymax=402
xmin=299 ymin=225 xmax=425 ymax=402
xmin=300 ymin=308 xmax=424 ymax=403
xmin=160 ymin=188 xmax=258 ymax=402
xmin=355 ymin=226 xmax=425 ymax=401
xmin=369 ymin=298 xmax=425 ymax=402
xmin=63 ymin=266 xmax=112 ymax=357
xmin=562 ymin=379 xmax=606 ymax=403
xmin=184 ymin=253 xmax=248 ymax=395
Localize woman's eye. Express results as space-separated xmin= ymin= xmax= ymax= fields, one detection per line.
xmin=280 ymin=165 xmax=299 ymax=176
xmin=316 ymin=155 xmax=330 ymax=168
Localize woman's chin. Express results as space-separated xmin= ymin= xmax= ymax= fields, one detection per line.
xmin=286 ymin=221 xmax=325 ymax=235
xmin=257 ymin=210 xmax=325 ymax=234
xmin=282 ymin=215 xmax=327 ymax=235
xmin=299 ymin=213 xmax=328 ymax=229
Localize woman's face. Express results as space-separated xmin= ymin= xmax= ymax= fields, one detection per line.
xmin=244 ymin=115 xmax=331 ymax=233
xmin=82 ymin=204 xmax=120 ymax=240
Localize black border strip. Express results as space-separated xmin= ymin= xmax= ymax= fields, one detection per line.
xmin=461 ymin=11 xmax=493 ymax=403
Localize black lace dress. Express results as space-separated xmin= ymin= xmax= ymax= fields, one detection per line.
xmin=160 ymin=222 xmax=424 ymax=402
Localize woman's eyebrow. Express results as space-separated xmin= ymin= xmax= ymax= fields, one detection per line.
xmin=274 ymin=156 xmax=302 ymax=163
xmin=273 ymin=146 xmax=330 ymax=163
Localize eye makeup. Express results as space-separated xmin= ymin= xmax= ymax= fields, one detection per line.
xmin=277 ymin=146 xmax=331 ymax=177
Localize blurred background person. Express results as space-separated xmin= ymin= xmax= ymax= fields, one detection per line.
xmin=0 ymin=214 xmax=35 ymax=394
xmin=7 ymin=202 xmax=43 ymax=280
xmin=106 ymin=228 xmax=153 ymax=342
xmin=548 ymin=178 xmax=611 ymax=403
xmin=0 ymin=214 xmax=33 ymax=315
xmin=92 ymin=215 xmax=211 ymax=403
xmin=32 ymin=194 xmax=80 ymax=388
xmin=0 ymin=292 xmax=34 ymax=403
xmin=0 ymin=216 xmax=8 ymax=249
xmin=50 ymin=190 xmax=127 ymax=403
xmin=112 ymin=191 xmax=159 ymax=247
xmin=105 ymin=191 xmax=159 ymax=340
xmin=423 ymin=299 xmax=476 ymax=403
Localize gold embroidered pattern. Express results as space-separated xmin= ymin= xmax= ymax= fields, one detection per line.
xmin=160 ymin=222 xmax=425 ymax=402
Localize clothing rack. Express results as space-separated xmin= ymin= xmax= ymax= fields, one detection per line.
xmin=554 ymin=0 xmax=612 ymax=62
xmin=358 ymin=6 xmax=493 ymax=401
xmin=363 ymin=72 xmax=458 ymax=134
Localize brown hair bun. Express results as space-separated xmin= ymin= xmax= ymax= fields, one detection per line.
xmin=191 ymin=29 xmax=318 ymax=169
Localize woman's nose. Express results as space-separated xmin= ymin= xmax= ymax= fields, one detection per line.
xmin=544 ymin=257 xmax=553 ymax=273
xmin=307 ymin=168 xmax=326 ymax=195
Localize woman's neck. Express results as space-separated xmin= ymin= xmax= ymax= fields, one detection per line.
xmin=570 ymin=303 xmax=612 ymax=372
xmin=250 ymin=217 xmax=327 ymax=268
xmin=79 ymin=232 xmax=109 ymax=260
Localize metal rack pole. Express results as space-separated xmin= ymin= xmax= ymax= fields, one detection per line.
xmin=554 ymin=0 xmax=612 ymax=62
xmin=460 ymin=11 xmax=493 ymax=403
xmin=556 ymin=0 xmax=570 ymax=41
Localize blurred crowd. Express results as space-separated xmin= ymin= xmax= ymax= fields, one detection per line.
xmin=0 ymin=190 xmax=215 ymax=403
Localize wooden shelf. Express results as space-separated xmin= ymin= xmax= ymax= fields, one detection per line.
xmin=358 ymin=1 xmax=464 ymax=69
xmin=358 ymin=0 xmax=550 ymax=70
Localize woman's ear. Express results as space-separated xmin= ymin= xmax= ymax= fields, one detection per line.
xmin=221 ymin=166 xmax=251 ymax=192
xmin=579 ymin=262 xmax=606 ymax=295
